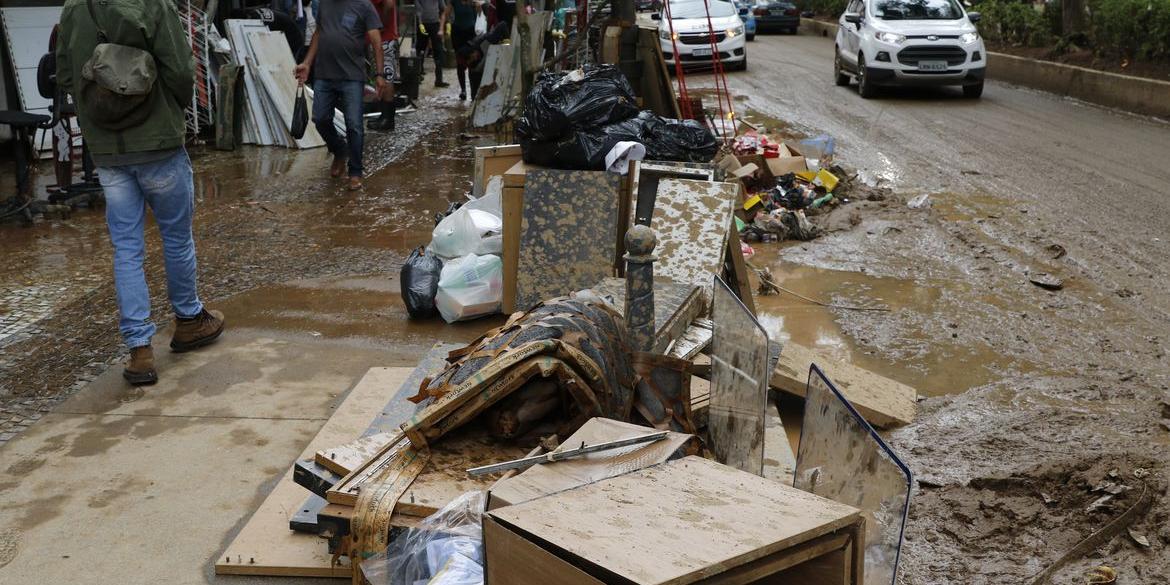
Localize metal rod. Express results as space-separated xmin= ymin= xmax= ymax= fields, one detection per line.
xmin=467 ymin=431 xmax=670 ymax=477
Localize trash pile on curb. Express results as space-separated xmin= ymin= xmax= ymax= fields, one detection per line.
xmin=217 ymin=55 xmax=925 ymax=585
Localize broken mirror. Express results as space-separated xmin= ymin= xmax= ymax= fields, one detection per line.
xmin=795 ymin=364 xmax=913 ymax=585
xmin=709 ymin=275 xmax=768 ymax=475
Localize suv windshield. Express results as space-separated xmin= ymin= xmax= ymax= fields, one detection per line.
xmin=873 ymin=0 xmax=963 ymax=19
xmin=670 ymin=0 xmax=737 ymax=18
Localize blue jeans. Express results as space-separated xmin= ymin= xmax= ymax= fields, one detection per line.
xmin=312 ymin=79 xmax=365 ymax=178
xmin=98 ymin=148 xmax=204 ymax=349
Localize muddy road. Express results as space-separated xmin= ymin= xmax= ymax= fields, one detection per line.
xmin=697 ymin=31 xmax=1170 ymax=583
xmin=1 ymin=33 xmax=1168 ymax=583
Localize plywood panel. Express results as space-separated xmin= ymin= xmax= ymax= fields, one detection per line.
xmin=771 ymin=342 xmax=917 ymax=428
xmin=515 ymin=170 xmax=621 ymax=311
xmin=487 ymin=456 xmax=861 ymax=585
xmin=651 ymin=179 xmax=736 ymax=287
xmin=709 ymin=277 xmax=769 ymax=475
xmin=215 ymin=367 xmax=415 ymax=578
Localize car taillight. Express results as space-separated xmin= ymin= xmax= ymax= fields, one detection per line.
xmin=754 ymin=8 xmax=767 ymax=15
xmin=785 ymin=8 xmax=798 ymax=15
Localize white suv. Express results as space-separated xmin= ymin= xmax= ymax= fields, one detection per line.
xmin=657 ymin=0 xmax=749 ymax=71
xmin=833 ymin=0 xmax=986 ymax=98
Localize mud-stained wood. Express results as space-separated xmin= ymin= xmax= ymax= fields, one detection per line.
xmin=590 ymin=277 xmax=703 ymax=353
xmin=214 ymin=367 xmax=415 ymax=578
xmin=515 ymin=170 xmax=621 ymax=311
xmin=314 ymin=431 xmax=397 ymax=476
xmin=486 ymin=456 xmax=863 ymax=585
xmin=764 ymin=399 xmax=796 ymax=485
xmin=399 ymin=423 xmax=533 ymax=516
xmin=473 ymin=144 xmax=522 ymax=197
xmin=771 ymin=342 xmax=917 ymax=428
xmin=651 ymin=179 xmax=737 ymax=287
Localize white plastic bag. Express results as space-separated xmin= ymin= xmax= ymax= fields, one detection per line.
xmin=430 ymin=208 xmax=502 ymax=258
xmin=464 ymin=176 xmax=503 ymax=218
xmin=360 ymin=491 xmax=487 ymax=585
xmin=435 ymin=254 xmax=503 ymax=323
xmin=474 ymin=10 xmax=488 ymax=35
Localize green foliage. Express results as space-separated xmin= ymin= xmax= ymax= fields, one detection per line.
xmin=973 ymin=0 xmax=1054 ymax=46
xmin=1088 ymin=0 xmax=1170 ymax=59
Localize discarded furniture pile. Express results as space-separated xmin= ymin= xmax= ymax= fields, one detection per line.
xmin=217 ymin=118 xmax=923 ymax=582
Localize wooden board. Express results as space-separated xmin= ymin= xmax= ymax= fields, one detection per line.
xmin=488 ymin=418 xmax=695 ymax=509
xmin=723 ymin=217 xmax=758 ymax=315
xmin=589 ymin=277 xmax=704 ymax=353
xmin=315 ymin=430 xmax=397 ymax=476
xmin=515 ymin=170 xmax=621 ymax=311
xmin=764 ymin=399 xmax=796 ymax=485
xmin=215 ymin=367 xmax=414 ymax=578
xmin=651 ymin=179 xmax=737 ymax=288
xmin=630 ymin=162 xmax=716 ymax=227
xmin=771 ymin=341 xmax=917 ymax=428
xmin=486 ymin=456 xmax=862 ymax=585
xmin=473 ymin=144 xmax=522 ymax=197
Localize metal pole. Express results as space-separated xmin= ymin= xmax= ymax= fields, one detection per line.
xmin=467 ymin=431 xmax=669 ymax=476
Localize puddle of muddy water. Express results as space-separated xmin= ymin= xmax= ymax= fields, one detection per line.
xmin=752 ymin=244 xmax=1042 ymax=397
xmin=216 ymin=274 xmax=504 ymax=347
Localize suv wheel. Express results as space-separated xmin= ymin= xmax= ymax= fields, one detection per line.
xmin=834 ymin=48 xmax=850 ymax=86
xmin=857 ymin=54 xmax=877 ymax=99
xmin=963 ymin=81 xmax=984 ymax=99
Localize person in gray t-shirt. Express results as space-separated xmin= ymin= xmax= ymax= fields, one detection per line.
xmin=296 ymin=0 xmax=387 ymax=190
xmin=415 ymin=0 xmax=452 ymax=87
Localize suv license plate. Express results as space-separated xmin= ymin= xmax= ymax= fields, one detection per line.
xmin=693 ymin=47 xmax=712 ymax=57
xmin=919 ymin=60 xmax=948 ymax=71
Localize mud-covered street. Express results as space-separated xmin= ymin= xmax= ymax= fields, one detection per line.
xmin=1 ymin=29 xmax=1169 ymax=584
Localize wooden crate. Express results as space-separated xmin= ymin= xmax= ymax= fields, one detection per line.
xmin=484 ymin=456 xmax=865 ymax=585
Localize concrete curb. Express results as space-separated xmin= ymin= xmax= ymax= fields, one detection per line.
xmin=800 ymin=18 xmax=1170 ymax=119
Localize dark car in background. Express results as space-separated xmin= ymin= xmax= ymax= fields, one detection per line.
xmin=636 ymin=0 xmax=662 ymax=11
xmin=753 ymin=0 xmax=801 ymax=33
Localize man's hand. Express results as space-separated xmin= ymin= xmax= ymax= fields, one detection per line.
xmin=294 ymin=63 xmax=310 ymax=82
xmin=375 ymin=77 xmax=389 ymax=91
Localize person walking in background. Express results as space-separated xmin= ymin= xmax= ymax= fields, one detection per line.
xmin=370 ymin=0 xmax=400 ymax=130
xmin=455 ymin=20 xmax=508 ymax=100
xmin=55 ymin=0 xmax=225 ymax=386
xmin=295 ymin=0 xmax=387 ymax=190
xmin=416 ymin=0 xmax=451 ymax=88
xmin=450 ymin=0 xmax=480 ymax=100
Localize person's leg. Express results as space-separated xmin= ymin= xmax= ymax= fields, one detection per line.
xmin=312 ymin=79 xmax=347 ymax=176
xmin=99 ymin=165 xmax=155 ymax=350
xmin=338 ymin=80 xmax=366 ymax=183
xmin=469 ymin=67 xmax=483 ymax=98
xmin=424 ymin=22 xmax=447 ymax=86
xmin=373 ymin=40 xmax=399 ymax=131
xmin=137 ymin=149 xmax=202 ymax=319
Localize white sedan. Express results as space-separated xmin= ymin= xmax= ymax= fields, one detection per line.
xmin=657 ymin=0 xmax=748 ymax=71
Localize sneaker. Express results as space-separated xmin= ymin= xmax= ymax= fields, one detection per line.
xmin=434 ymin=80 xmax=450 ymax=88
xmin=459 ymin=92 xmax=467 ymax=101
xmin=348 ymin=177 xmax=363 ymax=191
xmin=123 ymin=346 xmax=158 ymax=386
xmin=330 ymin=155 xmax=346 ymax=178
xmin=170 ymin=309 xmax=225 ymax=352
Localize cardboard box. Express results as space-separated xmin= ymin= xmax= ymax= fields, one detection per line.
xmin=766 ymin=143 xmax=809 ymax=177
xmin=484 ymin=456 xmax=865 ymax=585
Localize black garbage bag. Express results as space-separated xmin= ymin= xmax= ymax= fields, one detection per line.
xmin=643 ymin=116 xmax=718 ymax=163
xmin=400 ymin=247 xmax=443 ymax=318
xmin=516 ymin=65 xmax=639 ymax=144
xmin=545 ymin=113 xmax=651 ymax=170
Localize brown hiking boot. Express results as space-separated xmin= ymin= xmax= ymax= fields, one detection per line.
xmin=170 ymin=308 xmax=225 ymax=352
xmin=330 ymin=155 xmax=346 ymax=178
xmin=348 ymin=176 xmax=363 ymax=191
xmin=123 ymin=346 xmax=158 ymax=386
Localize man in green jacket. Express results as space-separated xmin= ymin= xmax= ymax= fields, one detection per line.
xmin=57 ymin=0 xmax=225 ymax=386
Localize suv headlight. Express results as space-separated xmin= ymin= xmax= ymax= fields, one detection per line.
xmin=659 ymin=27 xmax=677 ymax=41
xmin=875 ymin=32 xmax=905 ymax=44
xmin=959 ymin=32 xmax=980 ymax=44
xmin=727 ymin=25 xmax=745 ymax=37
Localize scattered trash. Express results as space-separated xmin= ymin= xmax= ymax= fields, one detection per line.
xmin=430 ymin=180 xmax=504 ymax=260
xmin=360 ymin=491 xmax=487 ymax=585
xmin=1046 ymin=243 xmax=1067 ymax=259
xmin=1085 ymin=566 xmax=1117 ymax=584
xmin=435 ymin=254 xmax=503 ymax=323
xmin=907 ymin=193 xmax=931 ymax=209
xmin=401 ymin=247 xmax=444 ymax=319
xmin=1029 ymin=274 xmax=1064 ymax=291
xmin=1085 ymin=494 xmax=1114 ymax=513
xmin=1127 ymin=528 xmax=1151 ymax=548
